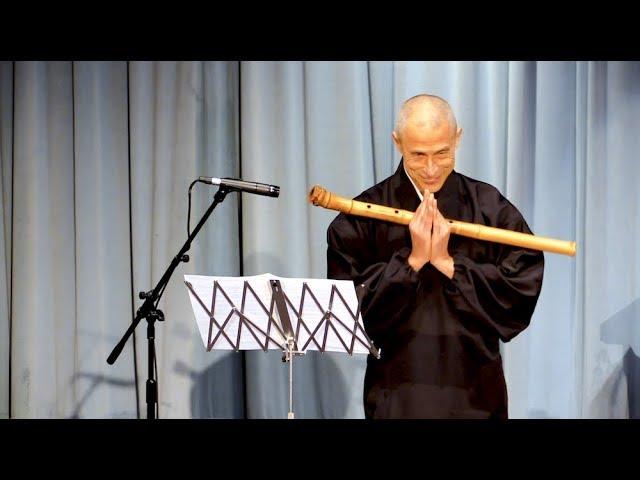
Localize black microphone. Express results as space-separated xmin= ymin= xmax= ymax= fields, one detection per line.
xmin=199 ymin=177 xmax=280 ymax=197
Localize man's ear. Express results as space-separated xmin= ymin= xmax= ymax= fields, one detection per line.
xmin=392 ymin=130 xmax=402 ymax=153
xmin=454 ymin=128 xmax=463 ymax=150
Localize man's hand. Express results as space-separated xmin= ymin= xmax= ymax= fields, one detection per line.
xmin=407 ymin=190 xmax=434 ymax=272
xmin=430 ymin=202 xmax=454 ymax=279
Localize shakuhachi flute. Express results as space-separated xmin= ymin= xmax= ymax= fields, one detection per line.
xmin=308 ymin=185 xmax=576 ymax=257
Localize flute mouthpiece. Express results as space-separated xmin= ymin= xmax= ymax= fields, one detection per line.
xmin=308 ymin=185 xmax=327 ymax=206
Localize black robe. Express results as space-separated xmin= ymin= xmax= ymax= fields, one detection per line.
xmin=327 ymin=160 xmax=544 ymax=419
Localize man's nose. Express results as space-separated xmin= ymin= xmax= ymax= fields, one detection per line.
xmin=425 ymin=157 xmax=439 ymax=176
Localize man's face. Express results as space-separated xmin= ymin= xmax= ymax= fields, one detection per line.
xmin=393 ymin=120 xmax=462 ymax=193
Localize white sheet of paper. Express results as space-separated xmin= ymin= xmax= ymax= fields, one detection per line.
xmin=184 ymin=273 xmax=372 ymax=355
xmin=275 ymin=276 xmax=370 ymax=354
xmin=184 ymin=273 xmax=285 ymax=351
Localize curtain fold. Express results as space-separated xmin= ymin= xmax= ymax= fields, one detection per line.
xmin=128 ymin=61 xmax=243 ymax=418
xmin=72 ymin=61 xmax=136 ymax=418
xmin=0 ymin=61 xmax=13 ymax=419
xmin=11 ymin=61 xmax=80 ymax=417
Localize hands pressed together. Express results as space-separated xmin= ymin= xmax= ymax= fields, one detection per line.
xmin=407 ymin=189 xmax=454 ymax=278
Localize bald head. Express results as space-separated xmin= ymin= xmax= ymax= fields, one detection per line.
xmin=392 ymin=94 xmax=462 ymax=193
xmin=394 ymin=94 xmax=457 ymax=140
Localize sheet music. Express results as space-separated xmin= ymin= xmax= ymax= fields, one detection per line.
xmin=184 ymin=273 xmax=374 ymax=355
xmin=275 ymin=276 xmax=368 ymax=354
xmin=184 ymin=273 xmax=282 ymax=351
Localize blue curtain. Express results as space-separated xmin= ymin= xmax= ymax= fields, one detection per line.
xmin=1 ymin=61 xmax=638 ymax=418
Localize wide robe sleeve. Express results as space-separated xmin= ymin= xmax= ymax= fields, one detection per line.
xmin=327 ymin=214 xmax=419 ymax=343
xmin=442 ymin=190 xmax=545 ymax=342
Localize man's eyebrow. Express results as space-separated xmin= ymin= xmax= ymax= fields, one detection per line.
xmin=411 ymin=147 xmax=449 ymax=154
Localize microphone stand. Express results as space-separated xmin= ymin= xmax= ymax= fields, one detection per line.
xmin=107 ymin=186 xmax=230 ymax=419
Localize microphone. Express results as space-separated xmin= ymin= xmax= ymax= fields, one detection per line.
xmin=199 ymin=177 xmax=280 ymax=197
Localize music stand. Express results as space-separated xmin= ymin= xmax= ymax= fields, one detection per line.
xmin=184 ymin=274 xmax=380 ymax=419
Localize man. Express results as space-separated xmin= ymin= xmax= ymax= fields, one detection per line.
xmin=327 ymin=94 xmax=544 ymax=419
